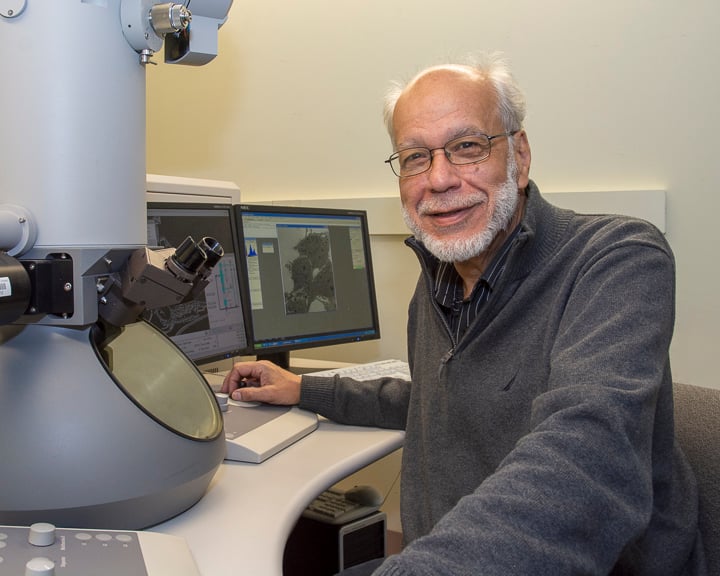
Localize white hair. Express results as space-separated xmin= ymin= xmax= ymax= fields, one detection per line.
xmin=383 ymin=52 xmax=527 ymax=146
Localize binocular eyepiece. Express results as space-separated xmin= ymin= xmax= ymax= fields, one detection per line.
xmin=170 ymin=236 xmax=223 ymax=280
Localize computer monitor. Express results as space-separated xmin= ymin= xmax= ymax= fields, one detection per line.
xmin=234 ymin=204 xmax=381 ymax=369
xmin=144 ymin=202 xmax=252 ymax=366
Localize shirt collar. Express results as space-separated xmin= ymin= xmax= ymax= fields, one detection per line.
xmin=434 ymin=223 xmax=523 ymax=308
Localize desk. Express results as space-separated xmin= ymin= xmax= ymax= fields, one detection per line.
xmin=150 ymin=419 xmax=404 ymax=575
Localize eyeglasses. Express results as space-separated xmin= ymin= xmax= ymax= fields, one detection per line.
xmin=384 ymin=131 xmax=517 ymax=178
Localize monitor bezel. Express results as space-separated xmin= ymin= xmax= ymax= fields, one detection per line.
xmin=233 ymin=203 xmax=381 ymax=368
xmin=145 ymin=201 xmax=254 ymax=364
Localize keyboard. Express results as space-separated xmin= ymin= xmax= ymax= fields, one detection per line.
xmin=302 ymin=488 xmax=380 ymax=525
xmin=306 ymin=358 xmax=411 ymax=381
xmin=0 ymin=523 xmax=200 ymax=576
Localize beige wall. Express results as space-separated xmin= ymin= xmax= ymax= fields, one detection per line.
xmin=147 ymin=0 xmax=720 ymax=388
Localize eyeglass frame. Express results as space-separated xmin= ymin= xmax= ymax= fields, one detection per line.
xmin=384 ymin=131 xmax=518 ymax=178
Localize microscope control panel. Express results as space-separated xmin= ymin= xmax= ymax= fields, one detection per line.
xmin=0 ymin=523 xmax=200 ymax=576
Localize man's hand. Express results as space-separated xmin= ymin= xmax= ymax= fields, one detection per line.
xmin=221 ymin=360 xmax=302 ymax=405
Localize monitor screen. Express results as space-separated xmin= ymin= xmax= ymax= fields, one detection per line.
xmin=234 ymin=204 xmax=381 ymax=369
xmin=144 ymin=202 xmax=252 ymax=365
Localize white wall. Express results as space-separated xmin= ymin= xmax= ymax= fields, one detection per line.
xmin=147 ymin=0 xmax=720 ymax=388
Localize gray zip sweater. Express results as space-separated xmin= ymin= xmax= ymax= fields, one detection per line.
xmin=300 ymin=182 xmax=705 ymax=575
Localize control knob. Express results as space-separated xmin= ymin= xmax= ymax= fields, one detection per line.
xmin=25 ymin=556 xmax=55 ymax=576
xmin=28 ymin=522 xmax=55 ymax=547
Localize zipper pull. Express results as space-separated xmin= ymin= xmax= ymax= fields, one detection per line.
xmin=438 ymin=348 xmax=454 ymax=380
xmin=441 ymin=348 xmax=454 ymax=365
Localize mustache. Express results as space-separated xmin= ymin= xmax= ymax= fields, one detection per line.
xmin=417 ymin=193 xmax=488 ymax=216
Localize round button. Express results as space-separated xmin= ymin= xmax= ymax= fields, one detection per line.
xmin=116 ymin=534 xmax=133 ymax=543
xmin=28 ymin=523 xmax=55 ymax=547
xmin=75 ymin=533 xmax=92 ymax=542
xmin=25 ymin=556 xmax=55 ymax=576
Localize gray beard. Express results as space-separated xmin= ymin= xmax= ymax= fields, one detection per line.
xmin=402 ymin=152 xmax=519 ymax=263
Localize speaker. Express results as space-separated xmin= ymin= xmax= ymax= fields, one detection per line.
xmin=283 ymin=511 xmax=386 ymax=575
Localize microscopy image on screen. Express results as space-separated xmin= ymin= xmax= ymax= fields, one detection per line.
xmin=279 ymin=226 xmax=337 ymax=315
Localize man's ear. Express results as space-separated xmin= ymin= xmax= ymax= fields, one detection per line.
xmin=513 ymin=130 xmax=531 ymax=190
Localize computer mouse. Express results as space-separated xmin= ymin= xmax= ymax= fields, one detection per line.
xmin=344 ymin=485 xmax=383 ymax=507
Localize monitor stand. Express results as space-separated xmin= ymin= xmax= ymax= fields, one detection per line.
xmin=255 ymin=350 xmax=291 ymax=370
xmin=255 ymin=351 xmax=332 ymax=375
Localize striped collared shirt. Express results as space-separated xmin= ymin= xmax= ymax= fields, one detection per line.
xmin=434 ymin=225 xmax=522 ymax=342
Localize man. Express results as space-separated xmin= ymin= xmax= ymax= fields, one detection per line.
xmin=223 ymin=54 xmax=705 ymax=574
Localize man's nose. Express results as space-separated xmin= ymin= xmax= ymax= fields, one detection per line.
xmin=426 ymin=149 xmax=459 ymax=188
